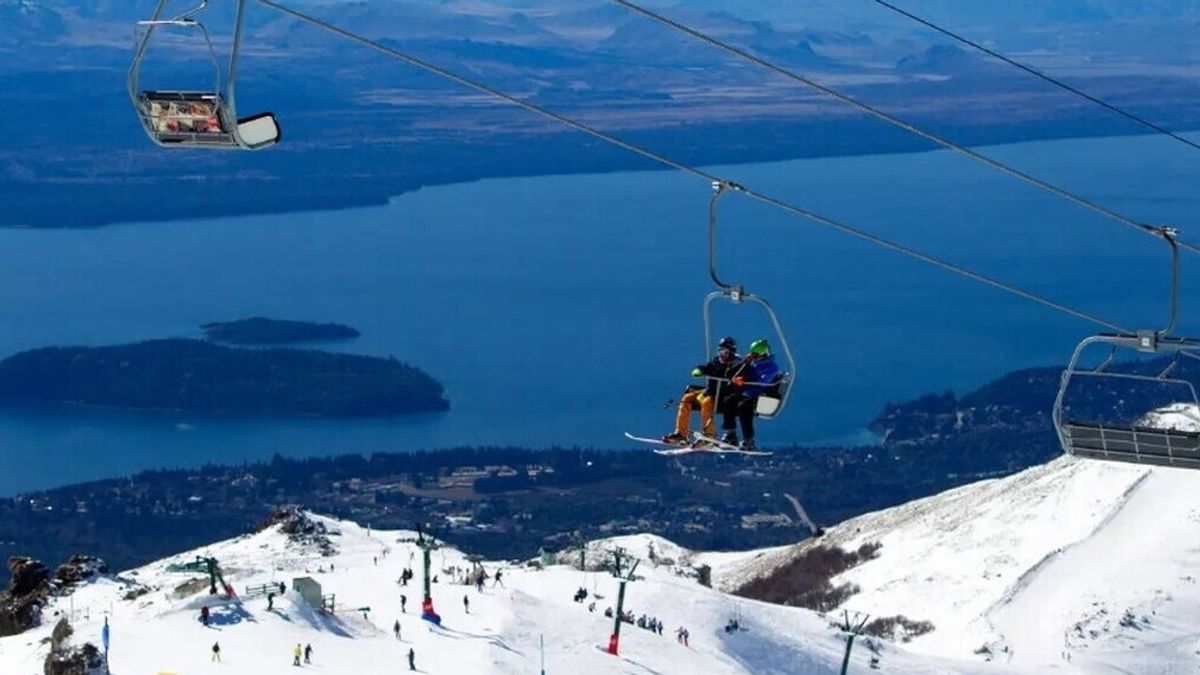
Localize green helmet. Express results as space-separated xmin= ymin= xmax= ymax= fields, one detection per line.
xmin=749 ymin=339 xmax=771 ymax=357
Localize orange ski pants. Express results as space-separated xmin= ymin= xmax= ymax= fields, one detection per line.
xmin=676 ymin=387 xmax=716 ymax=438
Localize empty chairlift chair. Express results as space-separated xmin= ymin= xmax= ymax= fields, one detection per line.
xmin=128 ymin=0 xmax=280 ymax=150
xmin=1053 ymin=231 xmax=1200 ymax=469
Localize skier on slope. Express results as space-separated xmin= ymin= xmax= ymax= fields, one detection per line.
xmin=393 ymin=619 xmax=401 ymax=639
xmin=662 ymin=336 xmax=740 ymax=445
xmin=293 ymin=643 xmax=302 ymax=666
xmin=718 ymin=339 xmax=782 ymax=451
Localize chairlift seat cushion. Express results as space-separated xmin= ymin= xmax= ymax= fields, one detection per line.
xmin=1063 ymin=419 xmax=1200 ymax=469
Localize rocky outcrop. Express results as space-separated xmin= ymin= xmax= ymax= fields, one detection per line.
xmin=54 ymin=556 xmax=109 ymax=587
xmin=43 ymin=618 xmax=104 ymax=675
xmin=0 ymin=556 xmax=51 ymax=636
xmin=257 ymin=506 xmax=337 ymax=556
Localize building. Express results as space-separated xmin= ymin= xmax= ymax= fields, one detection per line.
xmin=292 ymin=576 xmax=323 ymax=609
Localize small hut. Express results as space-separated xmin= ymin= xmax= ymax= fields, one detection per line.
xmin=292 ymin=577 xmax=323 ymax=610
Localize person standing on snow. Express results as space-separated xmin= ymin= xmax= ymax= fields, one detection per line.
xmin=663 ymin=337 xmax=740 ymax=445
xmin=304 ymin=644 xmax=313 ymax=663
xmin=293 ymin=643 xmax=302 ymax=666
xmin=408 ymin=647 xmax=416 ymax=671
xmin=463 ymin=594 xmax=470 ymax=614
xmin=211 ymin=641 xmax=221 ymax=662
xmin=493 ymin=570 xmax=504 ymax=587
xmin=393 ymin=619 xmax=401 ymax=639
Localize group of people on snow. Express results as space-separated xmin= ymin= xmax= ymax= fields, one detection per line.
xmin=664 ymin=336 xmax=782 ymax=451
xmin=291 ymin=643 xmax=313 ymax=666
xmin=636 ymin=614 xmax=665 ymax=635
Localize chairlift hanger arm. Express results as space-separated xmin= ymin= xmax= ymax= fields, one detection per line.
xmin=708 ymin=180 xmax=746 ymax=292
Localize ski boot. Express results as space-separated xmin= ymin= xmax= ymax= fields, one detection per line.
xmin=720 ymin=431 xmax=739 ymax=446
xmin=662 ymin=431 xmax=689 ymax=446
xmin=740 ymin=438 xmax=756 ymax=452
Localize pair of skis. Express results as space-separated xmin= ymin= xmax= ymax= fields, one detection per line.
xmin=624 ymin=432 xmax=772 ymax=456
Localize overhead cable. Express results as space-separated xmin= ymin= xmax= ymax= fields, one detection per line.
xmin=255 ymin=0 xmax=1132 ymax=336
xmin=867 ymin=0 xmax=1200 ymax=154
xmin=611 ymin=0 xmax=1198 ymax=254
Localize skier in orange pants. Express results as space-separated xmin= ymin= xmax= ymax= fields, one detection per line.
xmin=663 ymin=337 xmax=739 ymax=445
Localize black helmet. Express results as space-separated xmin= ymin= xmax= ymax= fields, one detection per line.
xmin=718 ymin=336 xmax=737 ymax=350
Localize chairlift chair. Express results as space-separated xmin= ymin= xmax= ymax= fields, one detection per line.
xmin=128 ymin=0 xmax=280 ymax=150
xmin=703 ymin=181 xmax=797 ymax=419
xmin=1053 ymin=230 xmax=1200 ymax=469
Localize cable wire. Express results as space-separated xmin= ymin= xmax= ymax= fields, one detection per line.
xmin=611 ymin=0 xmax=1200 ymax=255
xmin=867 ymin=0 xmax=1200 ymax=154
xmin=254 ymin=0 xmax=1133 ymax=336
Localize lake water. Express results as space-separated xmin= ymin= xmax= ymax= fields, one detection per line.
xmin=1 ymin=132 xmax=1197 ymax=496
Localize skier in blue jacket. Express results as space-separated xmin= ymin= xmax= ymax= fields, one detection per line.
xmin=720 ymin=339 xmax=782 ymax=450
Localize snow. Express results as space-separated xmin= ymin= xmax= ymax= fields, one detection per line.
xmin=0 ymin=515 xmax=976 ymax=675
xmin=1139 ymin=402 xmax=1200 ymax=432
xmin=9 ymin=452 xmax=1200 ymax=673
xmin=727 ymin=455 xmax=1200 ymax=673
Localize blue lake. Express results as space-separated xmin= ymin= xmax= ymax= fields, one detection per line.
xmin=1 ymin=132 xmax=1197 ymax=495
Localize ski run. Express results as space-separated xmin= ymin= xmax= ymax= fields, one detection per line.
xmin=7 ymin=454 xmax=1200 ymax=673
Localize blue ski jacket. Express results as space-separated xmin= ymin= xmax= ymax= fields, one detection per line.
xmin=744 ymin=355 xmax=782 ymax=397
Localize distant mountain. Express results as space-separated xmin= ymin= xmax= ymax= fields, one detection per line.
xmin=895 ymin=43 xmax=1004 ymax=76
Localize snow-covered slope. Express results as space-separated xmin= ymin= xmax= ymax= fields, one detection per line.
xmin=9 ymin=452 xmax=1200 ymax=674
xmin=728 ymin=455 xmax=1200 ymax=674
xmin=0 ymin=513 xmax=990 ymax=675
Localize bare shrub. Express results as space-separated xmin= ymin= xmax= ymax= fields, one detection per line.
xmin=862 ymin=615 xmax=935 ymax=642
xmin=734 ymin=541 xmax=882 ymax=610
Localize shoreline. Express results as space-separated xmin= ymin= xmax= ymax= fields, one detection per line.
xmin=7 ymin=125 xmax=1193 ymax=231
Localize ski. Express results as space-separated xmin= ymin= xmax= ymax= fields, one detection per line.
xmin=624 ymin=432 xmax=772 ymax=456
xmin=692 ymin=433 xmax=774 ymax=456
xmin=623 ymin=432 xmax=721 ymax=456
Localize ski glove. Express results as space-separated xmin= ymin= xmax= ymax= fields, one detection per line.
xmin=732 ymin=376 xmax=745 ymax=386
xmin=692 ymin=368 xmax=703 ymax=378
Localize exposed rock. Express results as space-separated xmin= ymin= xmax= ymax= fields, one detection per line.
xmin=257 ymin=507 xmax=337 ymax=557
xmin=10 ymin=556 xmax=49 ymax=595
xmin=43 ymin=619 xmax=104 ymax=675
xmin=54 ymin=556 xmax=108 ymax=587
xmin=0 ymin=556 xmax=51 ymax=636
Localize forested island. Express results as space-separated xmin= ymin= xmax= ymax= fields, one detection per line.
xmin=202 ymin=317 xmax=361 ymax=345
xmin=0 ymin=339 xmax=447 ymax=417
